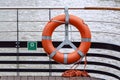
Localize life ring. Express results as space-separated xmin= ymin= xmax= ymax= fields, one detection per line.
xmin=42 ymin=14 xmax=91 ymax=64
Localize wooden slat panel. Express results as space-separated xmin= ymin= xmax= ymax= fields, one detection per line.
xmin=49 ymin=77 xmax=56 ymax=80
xmin=27 ymin=76 xmax=34 ymax=80
xmin=0 ymin=76 xmax=105 ymax=80
xmin=68 ymin=77 xmax=78 ymax=80
xmin=0 ymin=76 xmax=8 ymax=80
xmin=55 ymin=77 xmax=63 ymax=80
xmin=82 ymin=77 xmax=91 ymax=80
xmin=62 ymin=77 xmax=70 ymax=80
xmin=14 ymin=76 xmax=20 ymax=80
xmin=34 ymin=76 xmax=42 ymax=80
xmin=90 ymin=77 xmax=102 ymax=80
xmin=41 ymin=76 xmax=48 ymax=80
xmin=21 ymin=76 xmax=27 ymax=80
xmin=7 ymin=76 xmax=14 ymax=80
xmin=75 ymin=77 xmax=84 ymax=80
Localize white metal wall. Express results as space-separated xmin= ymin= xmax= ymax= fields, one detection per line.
xmin=0 ymin=0 xmax=120 ymax=80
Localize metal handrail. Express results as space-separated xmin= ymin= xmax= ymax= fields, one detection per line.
xmin=0 ymin=7 xmax=120 ymax=11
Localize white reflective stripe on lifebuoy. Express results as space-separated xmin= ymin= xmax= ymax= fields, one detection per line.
xmin=81 ymin=38 xmax=91 ymax=42
xmin=78 ymin=50 xmax=84 ymax=57
xmin=42 ymin=36 xmax=51 ymax=40
xmin=64 ymin=54 xmax=68 ymax=64
xmin=49 ymin=50 xmax=56 ymax=58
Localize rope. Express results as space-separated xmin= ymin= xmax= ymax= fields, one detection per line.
xmin=50 ymin=20 xmax=65 ymax=23
xmin=70 ymin=55 xmax=87 ymax=70
xmin=62 ymin=55 xmax=90 ymax=77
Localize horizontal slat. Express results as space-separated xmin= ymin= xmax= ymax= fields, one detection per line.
xmin=52 ymin=42 xmax=120 ymax=52
xmin=0 ymin=61 xmax=119 ymax=71
xmin=0 ymin=53 xmax=119 ymax=61
xmin=0 ymin=41 xmax=120 ymax=52
xmin=88 ymin=53 xmax=120 ymax=61
xmin=90 ymin=43 xmax=120 ymax=52
xmin=0 ymin=76 xmax=105 ymax=80
xmin=0 ymin=69 xmax=119 ymax=79
xmin=0 ymin=41 xmax=16 ymax=47
xmin=0 ymin=53 xmax=47 ymax=56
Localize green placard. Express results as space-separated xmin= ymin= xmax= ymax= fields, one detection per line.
xmin=27 ymin=41 xmax=37 ymax=50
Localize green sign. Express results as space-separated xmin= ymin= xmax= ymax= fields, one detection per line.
xmin=27 ymin=41 xmax=37 ymax=50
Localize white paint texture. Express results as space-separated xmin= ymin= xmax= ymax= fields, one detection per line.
xmin=0 ymin=0 xmax=120 ymax=80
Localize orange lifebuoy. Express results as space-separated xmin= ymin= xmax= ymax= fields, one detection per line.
xmin=42 ymin=14 xmax=91 ymax=64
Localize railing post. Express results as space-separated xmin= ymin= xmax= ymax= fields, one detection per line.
xmin=16 ymin=9 xmax=20 ymax=76
xmin=48 ymin=8 xmax=52 ymax=76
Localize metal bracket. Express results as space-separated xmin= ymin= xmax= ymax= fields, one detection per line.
xmin=64 ymin=7 xmax=69 ymax=41
xmin=64 ymin=7 xmax=69 ymax=25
